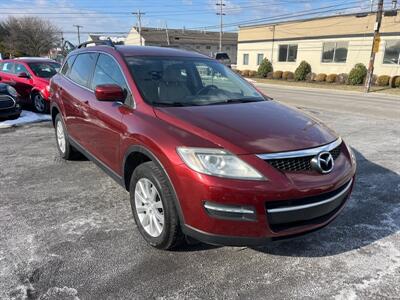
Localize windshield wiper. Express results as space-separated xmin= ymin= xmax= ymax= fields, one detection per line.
xmin=152 ymin=101 xmax=186 ymax=107
xmin=208 ymin=98 xmax=264 ymax=105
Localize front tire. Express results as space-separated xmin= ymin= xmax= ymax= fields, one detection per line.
xmin=129 ymin=161 xmax=184 ymax=250
xmin=54 ymin=114 xmax=74 ymax=160
xmin=32 ymin=92 xmax=49 ymax=113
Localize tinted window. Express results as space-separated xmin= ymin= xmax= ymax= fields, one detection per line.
xmin=216 ymin=53 xmax=229 ymax=60
xmin=28 ymin=62 xmax=60 ymax=78
xmin=68 ymin=53 xmax=98 ymax=87
xmin=257 ymin=53 xmax=264 ymax=65
xmin=126 ymin=56 xmax=264 ymax=107
xmin=91 ymin=54 xmax=127 ymax=90
xmin=383 ymin=40 xmax=400 ymax=64
xmin=15 ymin=63 xmax=30 ymax=75
xmin=279 ymin=44 xmax=297 ymax=62
xmin=61 ymin=55 xmax=76 ymax=75
xmin=322 ymin=42 xmax=348 ymax=63
xmin=1 ymin=62 xmax=15 ymax=73
xmin=243 ymin=54 xmax=249 ymax=65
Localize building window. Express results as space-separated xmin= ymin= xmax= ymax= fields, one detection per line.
xmin=225 ymin=46 xmax=231 ymax=51
xmin=278 ymin=44 xmax=297 ymax=62
xmin=257 ymin=53 xmax=264 ymax=65
xmin=383 ymin=40 xmax=400 ymax=65
xmin=206 ymin=45 xmax=211 ymax=50
xmin=243 ymin=54 xmax=249 ymax=65
xmin=322 ymin=42 xmax=348 ymax=63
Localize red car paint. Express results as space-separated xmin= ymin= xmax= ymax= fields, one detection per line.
xmin=0 ymin=58 xmax=60 ymax=105
xmin=50 ymin=45 xmax=356 ymax=245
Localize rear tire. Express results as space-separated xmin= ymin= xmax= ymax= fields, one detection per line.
xmin=54 ymin=114 xmax=74 ymax=160
xmin=129 ymin=161 xmax=184 ymax=250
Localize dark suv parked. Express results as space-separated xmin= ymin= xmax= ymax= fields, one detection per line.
xmin=50 ymin=43 xmax=356 ymax=250
xmin=0 ymin=83 xmax=21 ymax=120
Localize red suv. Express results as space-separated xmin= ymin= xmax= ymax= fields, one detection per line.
xmin=0 ymin=58 xmax=60 ymax=113
xmin=50 ymin=44 xmax=356 ymax=250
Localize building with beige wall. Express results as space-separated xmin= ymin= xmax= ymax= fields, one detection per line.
xmin=126 ymin=27 xmax=238 ymax=64
xmin=237 ymin=11 xmax=400 ymax=77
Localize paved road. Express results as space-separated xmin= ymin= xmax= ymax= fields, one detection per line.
xmin=256 ymin=83 xmax=399 ymax=120
xmin=1 ymin=86 xmax=399 ymax=299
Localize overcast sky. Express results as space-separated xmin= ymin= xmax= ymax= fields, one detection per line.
xmin=0 ymin=0 xmax=376 ymax=44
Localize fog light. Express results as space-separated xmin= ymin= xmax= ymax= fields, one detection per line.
xmin=204 ymin=201 xmax=257 ymax=221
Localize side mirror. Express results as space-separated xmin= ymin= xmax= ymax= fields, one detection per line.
xmin=17 ymin=72 xmax=30 ymax=78
xmin=95 ymin=84 xmax=125 ymax=102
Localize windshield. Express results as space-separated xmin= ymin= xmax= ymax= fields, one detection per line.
xmin=28 ymin=62 xmax=61 ymax=78
xmin=125 ymin=56 xmax=265 ymax=107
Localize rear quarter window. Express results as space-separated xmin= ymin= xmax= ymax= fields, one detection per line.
xmin=68 ymin=53 xmax=98 ymax=88
xmin=61 ymin=55 xmax=76 ymax=76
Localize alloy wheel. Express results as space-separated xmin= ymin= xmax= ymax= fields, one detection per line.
xmin=134 ymin=178 xmax=164 ymax=237
xmin=56 ymin=120 xmax=66 ymax=154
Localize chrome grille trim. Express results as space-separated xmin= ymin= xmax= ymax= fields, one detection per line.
xmin=256 ymin=138 xmax=342 ymax=160
xmin=267 ymin=179 xmax=353 ymax=214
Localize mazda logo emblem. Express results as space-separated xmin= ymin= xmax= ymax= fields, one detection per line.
xmin=311 ymin=151 xmax=334 ymax=174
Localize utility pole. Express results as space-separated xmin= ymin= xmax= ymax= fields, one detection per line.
xmin=165 ymin=22 xmax=170 ymax=46
xmin=365 ymin=0 xmax=384 ymax=93
xmin=216 ymin=0 xmax=226 ymax=52
xmin=132 ymin=10 xmax=145 ymax=46
xmin=73 ymin=25 xmax=83 ymax=45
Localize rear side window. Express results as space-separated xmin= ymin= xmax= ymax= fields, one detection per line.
xmin=68 ymin=53 xmax=98 ymax=88
xmin=91 ymin=54 xmax=127 ymax=90
xmin=216 ymin=53 xmax=229 ymax=60
xmin=1 ymin=62 xmax=15 ymax=73
xmin=61 ymin=55 xmax=76 ymax=75
xmin=15 ymin=63 xmax=30 ymax=75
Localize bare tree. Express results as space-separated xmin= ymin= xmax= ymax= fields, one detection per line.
xmin=1 ymin=16 xmax=61 ymax=57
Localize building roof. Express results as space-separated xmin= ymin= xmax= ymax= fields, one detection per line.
xmin=239 ymin=9 xmax=400 ymax=29
xmin=136 ymin=27 xmax=238 ymax=45
xmin=238 ymin=10 xmax=400 ymax=43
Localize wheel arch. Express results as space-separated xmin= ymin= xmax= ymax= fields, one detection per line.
xmin=50 ymin=103 xmax=61 ymax=127
xmin=123 ymin=145 xmax=185 ymax=224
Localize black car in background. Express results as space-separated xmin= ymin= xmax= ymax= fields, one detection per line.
xmin=0 ymin=83 xmax=21 ymax=120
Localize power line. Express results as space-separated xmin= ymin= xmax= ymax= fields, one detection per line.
xmin=132 ymin=10 xmax=145 ymax=46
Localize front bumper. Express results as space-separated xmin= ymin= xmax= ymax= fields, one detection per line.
xmin=0 ymin=105 xmax=22 ymax=119
xmin=171 ymin=143 xmax=356 ymax=245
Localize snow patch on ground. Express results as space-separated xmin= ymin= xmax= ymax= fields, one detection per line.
xmin=0 ymin=111 xmax=51 ymax=129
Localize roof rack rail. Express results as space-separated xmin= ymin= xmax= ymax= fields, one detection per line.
xmin=76 ymin=38 xmax=115 ymax=49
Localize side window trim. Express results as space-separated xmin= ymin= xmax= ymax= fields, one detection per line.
xmin=61 ymin=51 xmax=136 ymax=109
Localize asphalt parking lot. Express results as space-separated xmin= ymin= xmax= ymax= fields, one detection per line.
xmin=1 ymin=86 xmax=399 ymax=299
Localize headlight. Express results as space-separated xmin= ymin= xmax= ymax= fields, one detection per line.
xmin=6 ymin=85 xmax=18 ymax=97
xmin=177 ymin=147 xmax=265 ymax=180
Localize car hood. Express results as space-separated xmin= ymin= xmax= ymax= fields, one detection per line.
xmin=154 ymin=100 xmax=338 ymax=155
xmin=35 ymin=77 xmax=50 ymax=85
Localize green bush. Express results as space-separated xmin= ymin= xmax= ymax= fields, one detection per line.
xmin=273 ymin=71 xmax=283 ymax=79
xmin=294 ymin=61 xmax=311 ymax=81
xmin=348 ymin=63 xmax=367 ymax=85
xmin=376 ymin=75 xmax=391 ymax=86
xmin=282 ymin=71 xmax=294 ymax=80
xmin=315 ymin=73 xmax=327 ymax=82
xmin=241 ymin=69 xmax=250 ymax=77
xmin=248 ymin=70 xmax=258 ymax=77
xmin=257 ymin=58 xmax=273 ymax=78
xmin=266 ymin=71 xmax=274 ymax=79
xmin=326 ymin=74 xmax=337 ymax=83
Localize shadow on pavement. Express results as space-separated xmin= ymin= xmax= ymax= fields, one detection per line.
xmin=250 ymin=149 xmax=400 ymax=257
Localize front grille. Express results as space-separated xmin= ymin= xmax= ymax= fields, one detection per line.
xmin=266 ymin=143 xmax=342 ymax=172
xmin=0 ymin=95 xmax=16 ymax=110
